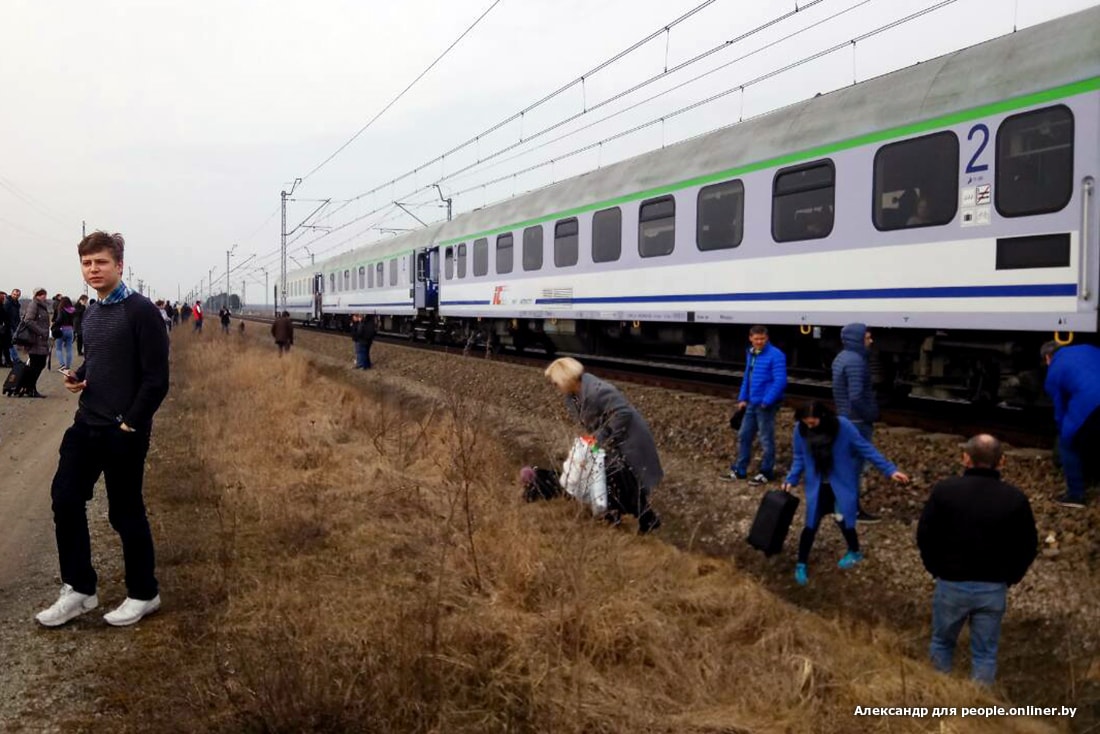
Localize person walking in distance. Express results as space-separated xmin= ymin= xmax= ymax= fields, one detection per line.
xmin=1040 ymin=341 xmax=1100 ymax=508
xmin=73 ymin=294 xmax=88 ymax=356
xmin=351 ymin=313 xmax=377 ymax=369
xmin=35 ymin=231 xmax=170 ymax=628
xmin=5 ymin=288 xmax=22 ymax=365
xmin=723 ymin=325 xmax=787 ymax=485
xmin=832 ymin=323 xmax=881 ymax=523
xmin=271 ymin=311 xmax=294 ymax=356
xmin=917 ymin=434 xmax=1037 ymax=685
xmin=53 ymin=296 xmax=77 ymax=369
xmin=218 ymin=305 xmax=231 ymax=334
xmin=192 ymin=300 xmax=204 ymax=333
xmin=15 ymin=288 xmax=51 ymax=398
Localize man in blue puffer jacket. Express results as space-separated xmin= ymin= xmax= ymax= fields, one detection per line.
xmin=1042 ymin=342 xmax=1100 ymax=508
xmin=723 ymin=325 xmax=787 ymax=484
xmin=832 ymin=323 xmax=880 ymax=522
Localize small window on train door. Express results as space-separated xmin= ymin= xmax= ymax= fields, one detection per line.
xmin=344 ymin=270 xmax=351 ymax=291
xmin=639 ymin=196 xmax=676 ymax=257
xmin=473 ymin=238 xmax=489 ymax=277
xmin=697 ymin=180 xmax=744 ymax=250
xmin=592 ymin=207 xmax=622 ymax=263
xmin=409 ymin=254 xmax=415 ymax=284
xmin=523 ymin=226 xmax=543 ymax=271
xmin=358 ymin=266 xmax=366 ymax=289
xmin=496 ymin=233 xmax=513 ymax=274
xmin=772 ymin=160 xmax=834 ymax=242
xmin=329 ymin=273 xmax=336 ymax=292
xmin=456 ymin=243 xmax=467 ymax=278
xmin=554 ymin=218 xmax=579 ymax=267
xmin=389 ymin=258 xmax=397 ymax=286
xmin=368 ymin=263 xmax=375 ymax=288
xmin=444 ymin=247 xmax=454 ymax=280
xmin=996 ymin=105 xmax=1074 ymax=217
xmin=873 ymin=131 xmax=958 ymax=231
xmin=376 ymin=262 xmax=384 ymax=287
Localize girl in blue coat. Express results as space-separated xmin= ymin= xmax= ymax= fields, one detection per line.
xmin=781 ymin=402 xmax=909 ymax=585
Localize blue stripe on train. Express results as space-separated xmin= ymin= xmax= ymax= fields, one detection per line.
xmin=530 ymin=283 xmax=1077 ymax=305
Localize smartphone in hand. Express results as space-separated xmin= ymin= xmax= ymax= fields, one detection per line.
xmin=58 ymin=368 xmax=78 ymax=381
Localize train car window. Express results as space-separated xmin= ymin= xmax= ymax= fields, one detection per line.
xmin=329 ymin=273 xmax=336 ymax=292
xmin=444 ymin=248 xmax=454 ymax=280
xmin=554 ymin=218 xmax=579 ymax=267
xmin=389 ymin=258 xmax=398 ymax=286
xmin=343 ymin=270 xmax=350 ymax=291
xmin=368 ymin=264 xmax=374 ymax=288
xmin=496 ymin=234 xmax=514 ymax=274
xmin=592 ymin=207 xmax=622 ymax=263
xmin=457 ymin=243 xmax=467 ymax=278
xmin=697 ymin=180 xmax=744 ymax=250
xmin=523 ymin=226 xmax=543 ymax=271
xmin=409 ymin=254 xmax=415 ymax=284
xmin=772 ymin=160 xmax=835 ymax=242
xmin=376 ymin=262 xmax=384 ymax=287
xmin=473 ymin=238 xmax=489 ymax=277
xmin=996 ymin=105 xmax=1074 ymax=217
xmin=639 ymin=196 xmax=676 ymax=257
xmin=873 ymin=132 xmax=958 ymax=231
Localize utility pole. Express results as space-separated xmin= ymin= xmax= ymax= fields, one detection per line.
xmin=433 ymin=183 xmax=453 ymax=221
xmin=208 ymin=267 xmax=215 ymax=305
xmin=225 ymin=244 xmax=237 ymax=310
xmin=241 ymin=280 xmax=246 ymax=311
xmin=258 ymin=267 xmax=269 ymax=312
xmin=280 ymin=178 xmax=301 ymax=313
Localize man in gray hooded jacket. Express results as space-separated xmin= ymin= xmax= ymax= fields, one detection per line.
xmin=832 ymin=323 xmax=880 ymax=522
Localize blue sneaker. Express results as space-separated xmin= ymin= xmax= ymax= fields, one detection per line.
xmin=838 ymin=551 xmax=864 ymax=569
xmin=794 ymin=563 xmax=808 ymax=586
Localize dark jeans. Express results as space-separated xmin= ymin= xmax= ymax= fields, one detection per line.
xmin=929 ymin=579 xmax=1007 ymax=685
xmin=1061 ymin=408 xmax=1100 ymax=500
xmin=354 ymin=339 xmax=373 ymax=369
xmin=797 ymin=483 xmax=859 ymax=564
xmin=18 ymin=353 xmax=47 ymax=394
xmin=50 ymin=421 xmax=158 ymax=600
xmin=76 ymin=331 xmax=84 ymax=356
xmin=734 ymin=404 xmax=778 ymax=477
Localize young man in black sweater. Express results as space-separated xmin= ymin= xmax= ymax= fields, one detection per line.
xmin=916 ymin=434 xmax=1038 ymax=685
xmin=35 ymin=231 xmax=170 ymax=628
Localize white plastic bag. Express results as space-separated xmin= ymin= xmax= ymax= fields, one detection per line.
xmin=560 ymin=436 xmax=608 ymax=514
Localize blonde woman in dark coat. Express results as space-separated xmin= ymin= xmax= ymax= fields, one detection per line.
xmin=545 ymin=357 xmax=663 ymax=533
xmin=16 ymin=288 xmax=51 ymax=397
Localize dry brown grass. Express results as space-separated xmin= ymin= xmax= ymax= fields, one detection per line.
xmin=94 ymin=332 xmax=1064 ymax=733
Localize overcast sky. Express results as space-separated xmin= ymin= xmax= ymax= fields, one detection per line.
xmin=2 ymin=0 xmax=1097 ymax=303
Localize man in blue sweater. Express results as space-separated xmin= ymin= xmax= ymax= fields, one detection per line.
xmin=35 ymin=231 xmax=170 ymax=628
xmin=723 ymin=325 xmax=787 ymax=485
xmin=1042 ymin=341 xmax=1100 ymax=508
xmin=832 ymin=323 xmax=880 ymax=523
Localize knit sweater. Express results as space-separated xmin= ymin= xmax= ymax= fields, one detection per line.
xmin=74 ymin=292 xmax=170 ymax=431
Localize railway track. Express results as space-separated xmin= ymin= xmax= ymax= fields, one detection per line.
xmin=238 ymin=314 xmax=1055 ymax=449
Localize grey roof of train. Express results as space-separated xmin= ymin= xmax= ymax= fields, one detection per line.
xmin=314 ymin=3 xmax=1100 ymax=269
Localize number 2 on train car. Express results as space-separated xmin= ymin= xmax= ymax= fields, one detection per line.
xmin=966 ymin=123 xmax=990 ymax=173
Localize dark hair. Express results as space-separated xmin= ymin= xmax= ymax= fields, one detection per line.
xmin=794 ymin=401 xmax=839 ymax=476
xmin=282 ymin=311 xmax=290 ymax=318
xmin=60 ymin=296 xmax=72 ymax=309
xmin=749 ymin=325 xmax=768 ymax=336
xmin=964 ymin=434 xmax=1003 ymax=469
xmin=1039 ymin=341 xmax=1060 ymax=361
xmin=78 ymin=231 xmax=125 ymax=262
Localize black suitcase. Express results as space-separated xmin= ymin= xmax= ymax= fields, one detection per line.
xmin=3 ymin=361 xmax=25 ymax=396
xmin=747 ymin=489 xmax=800 ymax=556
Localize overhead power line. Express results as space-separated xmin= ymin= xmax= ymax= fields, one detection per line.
xmin=299 ymin=0 xmax=505 ymax=183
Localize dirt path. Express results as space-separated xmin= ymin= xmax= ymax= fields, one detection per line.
xmin=0 ymin=380 xmax=116 ymax=731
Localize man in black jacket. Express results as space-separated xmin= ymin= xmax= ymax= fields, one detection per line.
xmin=35 ymin=231 xmax=169 ymax=628
xmin=916 ymin=434 xmax=1037 ymax=685
xmin=351 ymin=313 xmax=377 ymax=369
xmin=0 ymin=291 xmax=9 ymax=368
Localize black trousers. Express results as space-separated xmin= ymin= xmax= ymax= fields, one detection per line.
xmin=17 ymin=353 xmax=47 ymax=393
xmin=797 ymin=483 xmax=859 ymax=564
xmin=50 ymin=421 xmax=158 ymax=599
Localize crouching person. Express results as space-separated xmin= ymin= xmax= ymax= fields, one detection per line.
xmin=781 ymin=402 xmax=908 ymax=586
xmin=36 ymin=231 xmax=170 ymax=628
xmin=917 ymin=434 xmax=1037 ymax=685
xmin=545 ymin=357 xmax=662 ymax=534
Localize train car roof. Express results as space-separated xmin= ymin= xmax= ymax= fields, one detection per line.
xmin=319 ymin=4 xmax=1100 ymax=263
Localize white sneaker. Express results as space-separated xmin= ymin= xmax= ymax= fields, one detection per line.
xmin=35 ymin=584 xmax=98 ymax=627
xmin=103 ymin=595 xmax=161 ymax=627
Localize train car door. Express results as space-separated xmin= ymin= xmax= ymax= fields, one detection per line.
xmin=415 ymin=248 xmax=439 ymax=310
xmin=312 ymin=272 xmax=324 ymax=320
